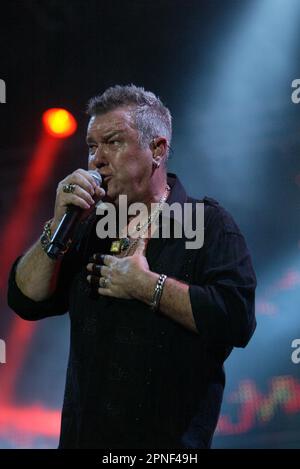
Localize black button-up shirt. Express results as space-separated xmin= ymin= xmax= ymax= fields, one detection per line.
xmin=7 ymin=173 xmax=257 ymax=448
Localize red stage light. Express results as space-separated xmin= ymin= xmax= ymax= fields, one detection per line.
xmin=42 ymin=108 xmax=77 ymax=138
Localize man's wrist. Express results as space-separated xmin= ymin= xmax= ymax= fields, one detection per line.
xmin=133 ymin=270 xmax=160 ymax=305
xmin=40 ymin=218 xmax=59 ymax=256
xmin=49 ymin=218 xmax=60 ymax=234
xmin=149 ymin=274 xmax=167 ymax=311
xmin=133 ymin=270 xmax=168 ymax=312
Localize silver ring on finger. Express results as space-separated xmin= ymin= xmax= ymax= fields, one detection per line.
xmin=62 ymin=183 xmax=76 ymax=194
xmin=99 ymin=277 xmax=108 ymax=288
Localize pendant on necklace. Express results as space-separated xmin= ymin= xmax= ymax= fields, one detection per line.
xmin=110 ymin=237 xmax=130 ymax=253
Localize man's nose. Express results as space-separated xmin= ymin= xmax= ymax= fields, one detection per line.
xmin=90 ymin=145 xmax=107 ymax=168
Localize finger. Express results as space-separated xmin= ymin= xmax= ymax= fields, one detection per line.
xmin=75 ymin=168 xmax=100 ymax=190
xmin=102 ymin=255 xmax=115 ymax=267
xmin=89 ymin=253 xmax=105 ymax=264
xmin=134 ymin=238 xmax=147 ymax=255
xmin=69 ymin=185 xmax=95 ymax=206
xmin=64 ymin=171 xmax=95 ymax=196
xmin=62 ymin=194 xmax=93 ymax=210
xmin=95 ymin=186 xmax=106 ymax=200
xmin=87 ymin=275 xmax=100 ymax=288
xmin=98 ymin=287 xmax=113 ymax=297
xmin=92 ymin=264 xmax=102 ymax=275
xmin=86 ymin=263 xmax=102 ymax=275
xmin=100 ymin=265 xmax=110 ymax=277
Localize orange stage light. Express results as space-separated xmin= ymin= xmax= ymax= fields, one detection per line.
xmin=42 ymin=108 xmax=77 ymax=138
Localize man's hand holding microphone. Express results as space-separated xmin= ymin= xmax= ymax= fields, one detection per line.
xmin=46 ymin=169 xmax=105 ymax=259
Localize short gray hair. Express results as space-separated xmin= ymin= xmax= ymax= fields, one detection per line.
xmin=86 ymin=84 xmax=172 ymax=152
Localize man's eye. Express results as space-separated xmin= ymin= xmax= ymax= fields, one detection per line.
xmin=108 ymin=139 xmax=119 ymax=145
xmin=89 ymin=145 xmax=97 ymax=156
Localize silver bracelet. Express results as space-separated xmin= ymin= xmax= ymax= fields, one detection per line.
xmin=150 ymin=274 xmax=167 ymax=312
xmin=40 ymin=219 xmax=53 ymax=254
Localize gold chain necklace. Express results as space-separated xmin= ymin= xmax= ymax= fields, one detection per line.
xmin=110 ymin=184 xmax=170 ymax=257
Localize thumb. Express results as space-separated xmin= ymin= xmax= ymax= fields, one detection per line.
xmin=134 ymin=237 xmax=147 ymax=256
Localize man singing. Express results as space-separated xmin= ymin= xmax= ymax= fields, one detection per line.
xmin=7 ymin=84 xmax=256 ymax=448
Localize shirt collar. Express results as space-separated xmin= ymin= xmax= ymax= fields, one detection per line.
xmin=166 ymin=172 xmax=188 ymax=209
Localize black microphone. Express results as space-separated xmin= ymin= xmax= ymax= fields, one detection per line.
xmin=46 ymin=170 xmax=102 ymax=260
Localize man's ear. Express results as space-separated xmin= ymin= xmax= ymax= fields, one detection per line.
xmin=151 ymin=137 xmax=168 ymax=167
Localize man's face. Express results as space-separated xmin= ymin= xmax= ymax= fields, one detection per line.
xmin=87 ymin=107 xmax=154 ymax=205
